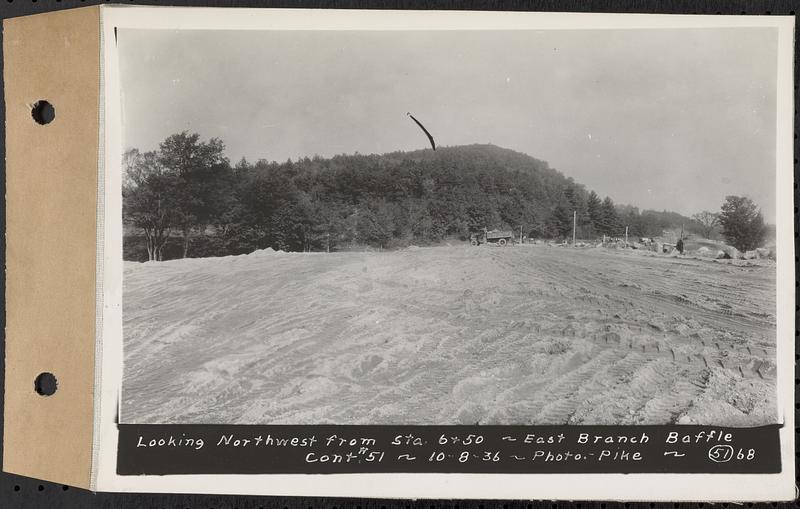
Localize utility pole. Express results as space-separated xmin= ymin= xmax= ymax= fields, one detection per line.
xmin=572 ymin=210 xmax=577 ymax=246
xmin=625 ymin=226 xmax=629 ymax=246
xmin=520 ymin=225 xmax=523 ymax=245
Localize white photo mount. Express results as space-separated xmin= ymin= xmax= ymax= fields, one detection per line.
xmin=3 ymin=5 xmax=796 ymax=501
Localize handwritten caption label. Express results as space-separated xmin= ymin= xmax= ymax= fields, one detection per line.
xmin=119 ymin=425 xmax=780 ymax=475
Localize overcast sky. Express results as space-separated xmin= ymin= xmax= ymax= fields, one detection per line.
xmin=119 ymin=27 xmax=777 ymax=221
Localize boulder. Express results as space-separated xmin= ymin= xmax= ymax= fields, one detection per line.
xmin=715 ymin=250 xmax=727 ymax=259
xmin=720 ymin=245 xmax=742 ymax=259
xmin=756 ymin=247 xmax=777 ymax=260
xmin=743 ymin=250 xmax=758 ymax=260
xmin=697 ymin=246 xmax=712 ymax=257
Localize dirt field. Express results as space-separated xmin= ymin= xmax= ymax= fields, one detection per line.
xmin=122 ymin=244 xmax=777 ymax=425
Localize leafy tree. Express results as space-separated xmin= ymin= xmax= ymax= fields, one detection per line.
xmin=719 ymin=196 xmax=767 ymax=252
xmin=563 ymin=183 xmax=589 ymax=226
xmin=122 ymin=149 xmax=179 ymax=261
xmin=595 ymin=197 xmax=621 ymax=236
xmin=465 ymin=198 xmax=499 ymax=233
xmin=586 ymin=191 xmax=602 ymax=233
xmin=356 ymin=200 xmax=398 ymax=249
xmin=692 ymin=211 xmax=720 ymax=239
xmin=547 ymin=200 xmax=574 ymax=238
xmin=157 ymin=132 xmax=231 ymax=257
xmin=616 ymin=205 xmax=642 ymax=238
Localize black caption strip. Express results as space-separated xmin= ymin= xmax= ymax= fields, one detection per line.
xmin=117 ymin=424 xmax=781 ymax=475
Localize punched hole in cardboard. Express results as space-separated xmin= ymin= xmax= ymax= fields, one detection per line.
xmin=31 ymin=100 xmax=55 ymax=125
xmin=34 ymin=372 xmax=57 ymax=396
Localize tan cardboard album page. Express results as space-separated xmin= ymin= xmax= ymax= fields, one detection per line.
xmin=3 ymin=6 xmax=101 ymax=489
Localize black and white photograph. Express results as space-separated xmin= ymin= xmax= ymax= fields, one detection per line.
xmin=118 ymin=24 xmax=782 ymax=429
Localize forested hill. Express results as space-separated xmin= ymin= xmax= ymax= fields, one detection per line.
xmin=123 ymin=134 xmax=701 ymax=261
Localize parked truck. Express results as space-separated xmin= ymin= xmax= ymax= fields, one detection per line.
xmin=470 ymin=229 xmax=515 ymax=247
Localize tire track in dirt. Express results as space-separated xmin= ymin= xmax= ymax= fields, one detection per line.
xmin=521 ymin=250 xmax=771 ymax=338
xmin=122 ymin=245 xmax=777 ymax=425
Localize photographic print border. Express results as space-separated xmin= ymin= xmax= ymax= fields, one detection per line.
xmin=90 ymin=6 xmax=796 ymax=501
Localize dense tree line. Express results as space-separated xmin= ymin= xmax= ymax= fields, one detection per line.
xmin=123 ymin=132 xmax=735 ymax=261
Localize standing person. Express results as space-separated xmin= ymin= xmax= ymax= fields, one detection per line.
xmin=676 ymin=224 xmax=685 ymax=254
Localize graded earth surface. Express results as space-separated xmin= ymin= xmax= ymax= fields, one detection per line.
xmin=122 ymin=244 xmax=777 ymax=425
